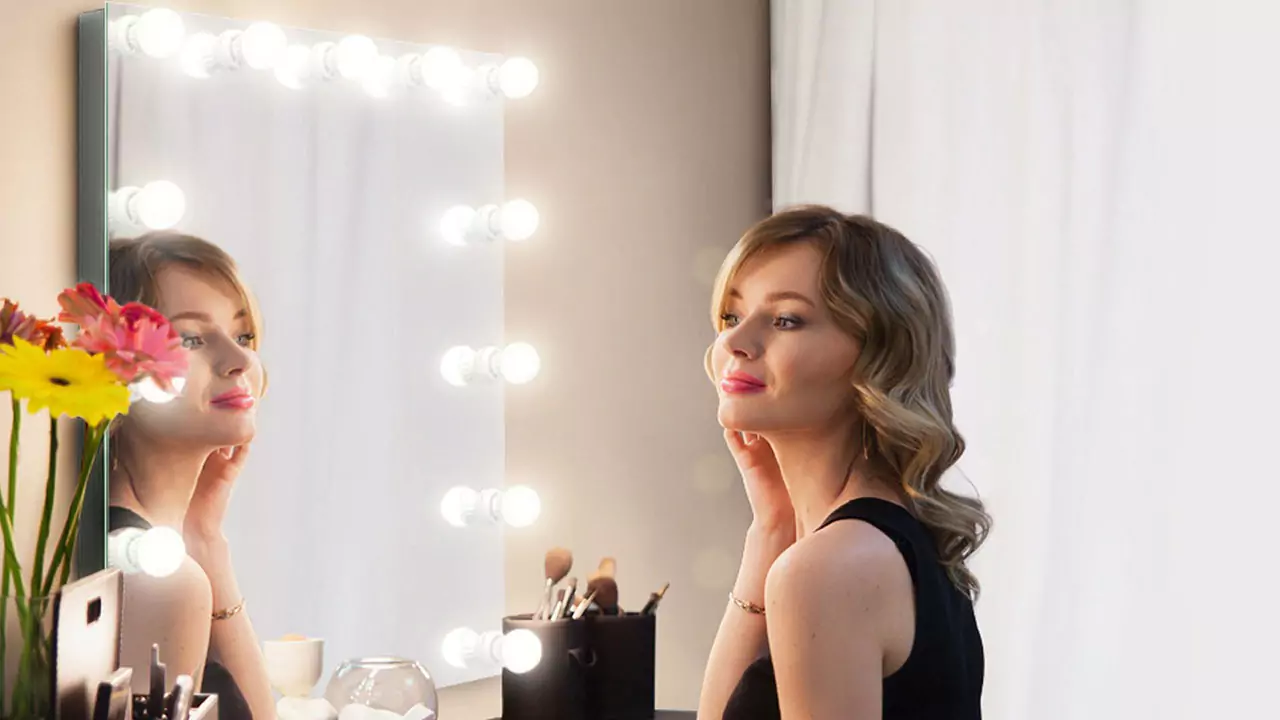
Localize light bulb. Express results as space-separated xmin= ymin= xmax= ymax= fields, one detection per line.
xmin=440 ymin=486 xmax=480 ymax=528
xmin=334 ymin=35 xmax=378 ymax=79
xmin=439 ymin=205 xmax=478 ymax=246
xmin=496 ymin=342 xmax=541 ymax=384
xmin=108 ymin=527 xmax=186 ymax=578
xmin=497 ymin=485 xmax=541 ymax=528
xmin=129 ymin=376 xmax=186 ymax=405
xmin=110 ymin=181 xmax=187 ymax=231
xmin=238 ymin=22 xmax=287 ymax=69
xmin=441 ymin=627 xmax=478 ymax=669
xmin=420 ymin=47 xmax=466 ymax=91
xmin=441 ymin=628 xmax=541 ymax=673
xmin=497 ymin=629 xmax=542 ymax=674
xmin=136 ymin=181 xmax=186 ymax=230
xmin=131 ymin=8 xmax=186 ymax=59
xmin=496 ymin=199 xmax=540 ymax=241
xmin=275 ymin=45 xmax=313 ymax=89
xmin=362 ymin=55 xmax=397 ymax=98
xmin=180 ymin=33 xmax=217 ymax=79
xmin=497 ymin=57 xmax=539 ymax=99
xmin=440 ymin=346 xmax=477 ymax=387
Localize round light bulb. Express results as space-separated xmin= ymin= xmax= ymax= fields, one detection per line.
xmin=421 ymin=47 xmax=466 ymax=91
xmin=440 ymin=346 xmax=476 ymax=387
xmin=498 ymin=342 xmax=541 ymax=385
xmin=440 ymin=486 xmax=480 ymax=528
xmin=440 ymin=205 xmax=477 ymax=246
xmin=134 ymin=8 xmax=186 ymax=59
xmin=180 ymin=33 xmax=217 ymax=79
xmin=498 ymin=57 xmax=539 ymax=99
xmin=129 ymin=376 xmax=186 ymax=405
xmin=274 ymin=45 xmax=313 ymax=89
xmin=441 ymin=627 xmax=478 ymax=669
xmin=134 ymin=181 xmax=186 ymax=230
xmin=239 ymin=22 xmax=287 ymax=70
xmin=498 ymin=629 xmax=542 ymax=674
xmin=135 ymin=527 xmax=186 ymax=578
xmin=498 ymin=199 xmax=540 ymax=241
xmin=335 ymin=35 xmax=378 ymax=79
xmin=499 ymin=485 xmax=541 ymax=528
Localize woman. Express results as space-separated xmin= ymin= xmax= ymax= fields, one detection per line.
xmin=107 ymin=232 xmax=274 ymax=720
xmin=698 ymin=206 xmax=990 ymax=719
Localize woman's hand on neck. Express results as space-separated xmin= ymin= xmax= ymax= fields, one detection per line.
xmin=109 ymin=435 xmax=215 ymax=530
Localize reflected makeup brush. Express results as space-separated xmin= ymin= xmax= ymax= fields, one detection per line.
xmin=571 ymin=589 xmax=597 ymax=620
xmin=640 ymin=582 xmax=670 ymax=616
xmin=536 ymin=547 xmax=573 ymax=619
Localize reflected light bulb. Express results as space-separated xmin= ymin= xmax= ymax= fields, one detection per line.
xmin=109 ymin=526 xmax=186 ymax=578
xmin=129 ymin=376 xmax=186 ymax=405
xmin=134 ymin=8 xmax=186 ymax=59
xmin=497 ymin=199 xmax=540 ymax=241
xmin=180 ymin=33 xmax=217 ymax=79
xmin=497 ymin=342 xmax=541 ymax=385
xmin=421 ymin=47 xmax=466 ymax=91
xmin=439 ymin=205 xmax=477 ymax=246
xmin=135 ymin=181 xmax=186 ymax=230
xmin=497 ymin=629 xmax=542 ymax=674
xmin=362 ymin=55 xmax=397 ymax=98
xmin=239 ymin=22 xmax=287 ymax=70
xmin=441 ymin=627 xmax=479 ymax=669
xmin=440 ymin=486 xmax=480 ymax=528
xmin=498 ymin=57 xmax=539 ymax=99
xmin=498 ymin=485 xmax=541 ymax=528
xmin=440 ymin=346 xmax=477 ymax=387
xmin=274 ymin=45 xmax=313 ymax=89
xmin=335 ymin=35 xmax=378 ymax=79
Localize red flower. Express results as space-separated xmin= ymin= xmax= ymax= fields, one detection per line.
xmin=56 ymin=285 xmax=187 ymax=391
xmin=0 ymin=299 xmax=66 ymax=351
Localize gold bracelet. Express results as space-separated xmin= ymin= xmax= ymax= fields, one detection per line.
xmin=728 ymin=591 xmax=765 ymax=616
xmin=212 ymin=598 xmax=245 ymax=621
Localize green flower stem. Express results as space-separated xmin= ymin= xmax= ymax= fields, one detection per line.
xmin=29 ymin=416 xmax=58 ymax=600
xmin=0 ymin=397 xmax=17 ymax=708
xmin=43 ymin=422 xmax=105 ymax=596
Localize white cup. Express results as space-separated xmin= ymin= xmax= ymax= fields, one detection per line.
xmin=264 ymin=637 xmax=325 ymax=698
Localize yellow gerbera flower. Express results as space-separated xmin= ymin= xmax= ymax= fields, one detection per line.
xmin=0 ymin=337 xmax=129 ymax=424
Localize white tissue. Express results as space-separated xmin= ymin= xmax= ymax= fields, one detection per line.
xmin=278 ymin=697 xmax=338 ymax=720
xmin=402 ymin=704 xmax=435 ymax=720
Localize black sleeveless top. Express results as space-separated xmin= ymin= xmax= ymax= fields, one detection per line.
xmin=109 ymin=506 xmax=254 ymax=720
xmin=722 ymin=498 xmax=984 ymax=719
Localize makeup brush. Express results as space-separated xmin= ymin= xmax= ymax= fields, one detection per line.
xmin=590 ymin=556 xmax=617 ymax=582
xmin=640 ymin=582 xmax=670 ymax=616
xmin=554 ymin=577 xmax=579 ymax=620
xmin=571 ymin=590 xmax=597 ymax=619
xmin=587 ymin=576 xmax=620 ymax=616
xmin=536 ymin=547 xmax=574 ymax=619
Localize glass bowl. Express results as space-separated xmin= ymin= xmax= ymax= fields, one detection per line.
xmin=323 ymin=657 xmax=438 ymax=720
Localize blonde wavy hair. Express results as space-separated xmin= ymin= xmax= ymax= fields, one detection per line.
xmin=708 ymin=205 xmax=991 ymax=599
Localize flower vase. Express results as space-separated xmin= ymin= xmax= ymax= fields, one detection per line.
xmin=0 ymin=594 xmax=54 ymax=720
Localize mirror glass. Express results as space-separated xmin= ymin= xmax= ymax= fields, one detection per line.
xmin=94 ymin=1 xmax=534 ymax=701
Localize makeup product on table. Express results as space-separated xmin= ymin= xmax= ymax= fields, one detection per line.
xmin=92 ymin=667 xmax=133 ymax=720
xmin=640 ymin=582 xmax=670 ymax=616
xmin=586 ymin=576 xmax=620 ymax=616
xmin=148 ymin=644 xmax=166 ymax=719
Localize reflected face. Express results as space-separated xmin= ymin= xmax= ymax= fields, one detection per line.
xmin=711 ymin=242 xmax=861 ymax=433
xmin=125 ymin=265 xmax=263 ymax=449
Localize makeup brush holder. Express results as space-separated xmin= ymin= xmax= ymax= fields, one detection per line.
xmin=501 ymin=613 xmax=656 ymax=720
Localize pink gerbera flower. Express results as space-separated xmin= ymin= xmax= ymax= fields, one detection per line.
xmin=56 ymin=285 xmax=187 ymax=392
xmin=1 ymin=299 xmax=66 ymax=350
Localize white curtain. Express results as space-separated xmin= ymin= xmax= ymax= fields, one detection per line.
xmin=773 ymin=1 xmax=1279 ymax=717
xmin=108 ymin=11 xmax=509 ymax=688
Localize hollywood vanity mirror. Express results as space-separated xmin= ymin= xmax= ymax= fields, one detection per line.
xmin=75 ymin=3 xmax=543 ymax=715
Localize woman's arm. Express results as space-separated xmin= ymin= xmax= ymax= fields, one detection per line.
xmin=765 ymin=523 xmax=914 ymax=720
xmin=187 ymin=534 xmax=276 ymax=720
xmin=119 ymin=557 xmax=213 ymax=694
xmin=697 ymin=524 xmax=794 ymax=720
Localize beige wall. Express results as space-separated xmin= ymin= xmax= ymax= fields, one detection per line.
xmin=1 ymin=0 xmax=769 ymax=714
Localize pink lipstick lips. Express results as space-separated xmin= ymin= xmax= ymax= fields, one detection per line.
xmin=720 ymin=371 xmax=766 ymax=395
xmin=210 ymin=389 xmax=254 ymax=411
